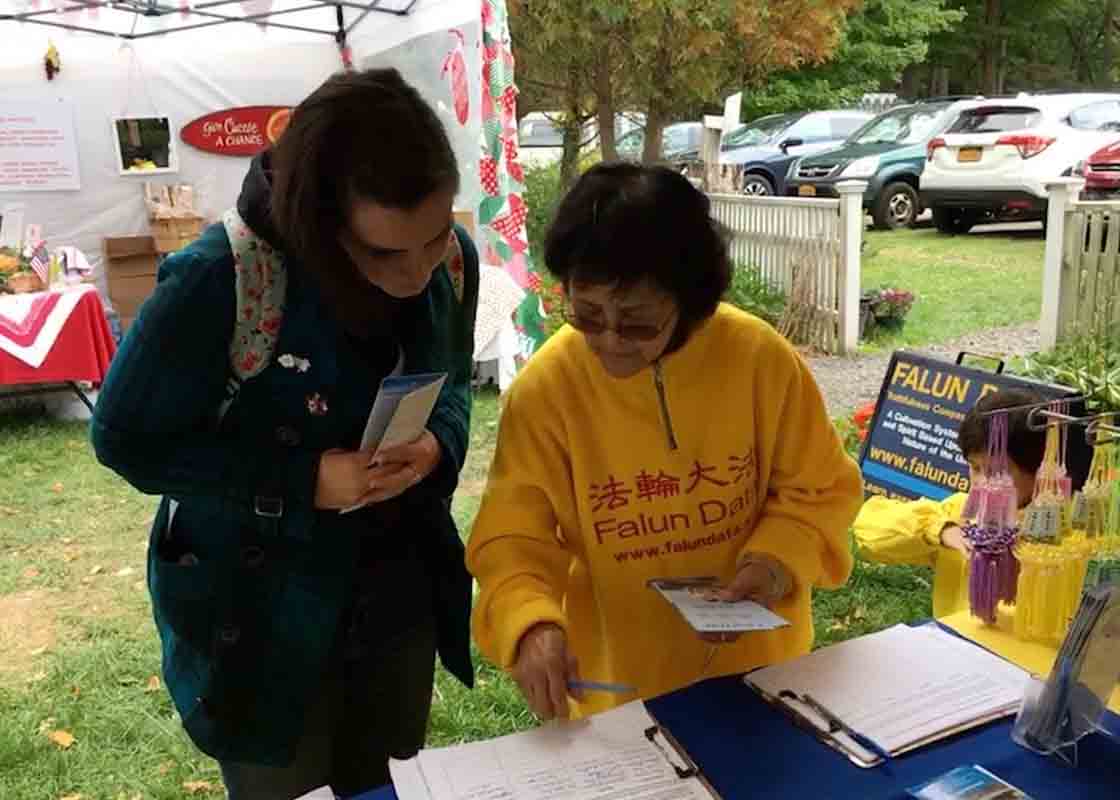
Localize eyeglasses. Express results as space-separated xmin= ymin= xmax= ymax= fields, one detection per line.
xmin=561 ymin=302 xmax=676 ymax=342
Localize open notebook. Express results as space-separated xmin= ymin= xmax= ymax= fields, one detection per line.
xmin=744 ymin=624 xmax=1029 ymax=767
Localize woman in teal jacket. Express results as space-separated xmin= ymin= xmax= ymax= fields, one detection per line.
xmin=91 ymin=69 xmax=478 ymax=798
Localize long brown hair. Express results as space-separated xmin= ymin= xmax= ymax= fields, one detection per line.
xmin=270 ymin=68 xmax=459 ymax=337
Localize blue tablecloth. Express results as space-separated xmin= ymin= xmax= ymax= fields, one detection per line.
xmin=356 ymin=647 xmax=1120 ymax=800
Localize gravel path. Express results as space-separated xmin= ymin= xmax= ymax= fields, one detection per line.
xmin=807 ymin=322 xmax=1042 ymax=417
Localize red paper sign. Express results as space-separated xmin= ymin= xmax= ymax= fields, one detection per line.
xmin=180 ymin=106 xmax=292 ymax=157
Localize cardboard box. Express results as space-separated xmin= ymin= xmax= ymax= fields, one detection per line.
xmin=151 ymin=216 xmax=205 ymax=254
xmin=103 ymin=235 xmax=158 ymax=329
xmin=453 ymin=209 xmax=476 ymax=240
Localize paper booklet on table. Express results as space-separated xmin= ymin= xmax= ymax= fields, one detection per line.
xmin=389 ymin=700 xmax=722 ymax=800
xmin=647 ymin=577 xmax=790 ymax=634
xmin=743 ymin=623 xmax=1030 ymax=768
xmin=340 ymin=372 xmax=447 ymax=514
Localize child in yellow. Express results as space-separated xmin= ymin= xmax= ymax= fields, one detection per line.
xmin=466 ymin=164 xmax=862 ymax=722
xmin=854 ymin=389 xmax=1047 ymax=616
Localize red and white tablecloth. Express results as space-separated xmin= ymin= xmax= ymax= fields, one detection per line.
xmin=0 ymin=284 xmax=116 ymax=387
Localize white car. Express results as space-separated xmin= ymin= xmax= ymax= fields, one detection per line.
xmin=921 ymin=93 xmax=1120 ymax=233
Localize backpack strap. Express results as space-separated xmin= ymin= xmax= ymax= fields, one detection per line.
xmin=445 ymin=228 xmax=466 ymax=304
xmin=218 ymin=207 xmax=287 ymax=420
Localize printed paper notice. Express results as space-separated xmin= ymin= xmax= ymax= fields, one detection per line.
xmin=0 ymin=102 xmax=81 ymax=192
xmin=654 ymin=585 xmax=790 ymax=633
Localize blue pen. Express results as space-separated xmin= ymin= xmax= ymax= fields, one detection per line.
xmin=798 ymin=693 xmax=893 ymax=764
xmin=568 ymin=679 xmax=637 ymax=694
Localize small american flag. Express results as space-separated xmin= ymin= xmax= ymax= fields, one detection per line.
xmin=28 ymin=242 xmax=50 ymax=286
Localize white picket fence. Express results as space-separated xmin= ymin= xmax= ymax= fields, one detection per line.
xmin=1041 ymin=179 xmax=1120 ymax=347
xmin=708 ymin=181 xmax=866 ymax=354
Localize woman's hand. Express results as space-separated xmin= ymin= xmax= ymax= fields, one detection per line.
xmin=314 ymin=431 xmax=442 ymax=510
xmin=697 ymin=555 xmax=794 ymax=644
xmin=512 ymin=623 xmax=581 ymax=721
xmin=314 ymin=448 xmax=380 ymax=510
xmin=364 ymin=430 xmax=442 ymax=503
xmin=940 ymin=524 xmax=973 ymax=557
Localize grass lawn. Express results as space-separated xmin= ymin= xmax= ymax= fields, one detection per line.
xmin=0 ymin=389 xmax=931 ymax=799
xmin=859 ymin=224 xmax=1045 ymax=350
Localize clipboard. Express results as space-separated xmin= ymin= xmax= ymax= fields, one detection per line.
xmin=389 ymin=700 xmax=725 ymax=800
xmin=741 ymin=624 xmax=1028 ymax=768
xmin=743 ymin=680 xmax=1016 ymax=768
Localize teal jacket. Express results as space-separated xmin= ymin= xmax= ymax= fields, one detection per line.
xmin=91 ymin=218 xmax=478 ymax=766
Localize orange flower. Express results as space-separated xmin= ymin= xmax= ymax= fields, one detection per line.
xmin=852 ymin=402 xmax=877 ymax=429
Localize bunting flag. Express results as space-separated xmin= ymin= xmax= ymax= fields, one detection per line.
xmin=479 ymin=0 xmax=547 ymax=359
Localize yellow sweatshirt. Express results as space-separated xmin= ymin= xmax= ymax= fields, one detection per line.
xmin=467 ymin=304 xmax=863 ymax=717
xmin=853 ymin=493 xmax=970 ymax=617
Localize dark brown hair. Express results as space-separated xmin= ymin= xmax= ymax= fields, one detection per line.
xmin=543 ymin=163 xmax=732 ymax=346
xmin=958 ymin=388 xmax=1046 ymax=475
xmin=270 ymin=68 xmax=459 ymax=336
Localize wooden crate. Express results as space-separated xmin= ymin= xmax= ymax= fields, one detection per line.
xmin=151 ymin=216 xmax=206 ymax=255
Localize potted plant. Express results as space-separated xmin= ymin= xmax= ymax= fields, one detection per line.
xmin=861 ymin=286 xmax=915 ymax=336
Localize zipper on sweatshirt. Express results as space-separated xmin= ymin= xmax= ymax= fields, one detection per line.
xmin=653 ymin=361 xmax=679 ymax=452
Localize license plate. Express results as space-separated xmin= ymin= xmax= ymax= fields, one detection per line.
xmin=957 ymin=147 xmax=982 ymax=163
xmin=798 ymin=185 xmax=817 ymax=197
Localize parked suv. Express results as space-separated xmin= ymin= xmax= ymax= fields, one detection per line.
xmin=921 ymin=93 xmax=1120 ymax=233
xmin=717 ymin=110 xmax=872 ymax=195
xmin=786 ymin=98 xmax=982 ymax=229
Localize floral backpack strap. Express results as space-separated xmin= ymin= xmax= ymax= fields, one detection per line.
xmin=218 ymin=207 xmax=287 ymax=420
xmin=445 ymin=228 xmax=466 ymax=304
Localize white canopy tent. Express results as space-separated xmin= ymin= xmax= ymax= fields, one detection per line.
xmin=1 ymin=0 xmax=527 ymax=395
xmin=0 ymin=0 xmax=483 ymax=283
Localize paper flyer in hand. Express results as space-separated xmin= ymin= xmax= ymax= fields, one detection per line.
xmin=341 ymin=372 xmax=447 ymax=514
xmin=650 ymin=579 xmax=790 ymax=633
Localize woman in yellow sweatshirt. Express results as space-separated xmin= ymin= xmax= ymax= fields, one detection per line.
xmin=466 ymin=163 xmax=863 ymax=721
xmin=854 ymin=389 xmax=1048 ymax=617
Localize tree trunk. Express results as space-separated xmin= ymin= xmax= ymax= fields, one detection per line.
xmin=641 ymin=26 xmax=672 ymax=164
xmin=980 ymin=0 xmax=1001 ymax=96
xmin=559 ymin=64 xmax=584 ymax=190
xmin=1105 ymin=0 xmax=1116 ymax=83
xmin=641 ymin=114 xmax=667 ymax=164
xmin=594 ymin=52 xmax=618 ymax=162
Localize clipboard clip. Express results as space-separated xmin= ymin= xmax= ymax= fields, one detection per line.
xmin=777 ymin=690 xmax=892 ymax=764
xmin=644 ymin=724 xmax=700 ymax=779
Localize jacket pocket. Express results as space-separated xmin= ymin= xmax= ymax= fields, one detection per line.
xmin=148 ymin=500 xmax=225 ymax=656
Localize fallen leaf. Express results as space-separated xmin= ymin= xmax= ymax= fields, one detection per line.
xmin=51 ymin=482 xmax=64 ymax=493
xmin=59 ymin=794 xmax=83 ymax=800
xmin=89 ymin=565 xmax=103 ymax=576
xmin=48 ymin=729 xmax=76 ymax=750
xmin=30 ymin=645 xmax=49 ymax=656
xmin=158 ymin=760 xmax=175 ymax=775
xmin=182 ymin=780 xmax=219 ymax=794
xmin=115 ymin=567 xmax=135 ymax=578
xmin=22 ymin=566 xmax=41 ymax=579
xmin=70 ymin=685 xmax=81 ymax=699
xmin=145 ymin=675 xmax=161 ymax=693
